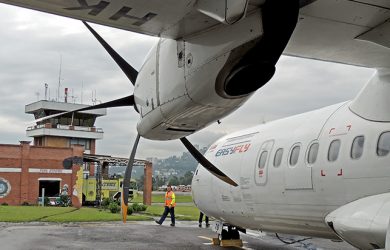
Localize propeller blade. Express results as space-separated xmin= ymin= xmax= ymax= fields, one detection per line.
xmin=180 ymin=137 xmax=238 ymax=186
xmin=82 ymin=21 xmax=139 ymax=85
xmin=122 ymin=134 xmax=141 ymax=223
xmin=35 ymin=95 xmax=135 ymax=123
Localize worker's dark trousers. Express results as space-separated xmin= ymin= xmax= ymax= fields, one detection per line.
xmin=158 ymin=206 xmax=175 ymax=225
xmin=199 ymin=212 xmax=209 ymax=224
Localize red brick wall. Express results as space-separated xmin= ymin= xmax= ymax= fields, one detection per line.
xmin=0 ymin=173 xmax=21 ymax=205
xmin=0 ymin=143 xmax=83 ymax=206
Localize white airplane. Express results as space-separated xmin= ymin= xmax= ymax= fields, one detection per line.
xmin=192 ymin=69 xmax=390 ymax=249
xmin=0 ymin=0 xmax=389 ymax=248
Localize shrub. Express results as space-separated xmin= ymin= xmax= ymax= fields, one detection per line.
xmin=59 ymin=195 xmax=70 ymax=207
xmin=138 ymin=204 xmax=147 ymax=212
xmin=131 ymin=203 xmax=141 ymax=212
xmin=131 ymin=203 xmax=147 ymax=212
xmin=108 ymin=202 xmax=120 ymax=213
xmin=127 ymin=206 xmax=134 ymax=215
xmin=1 ymin=202 xmax=8 ymax=206
xmin=101 ymin=197 xmax=111 ymax=208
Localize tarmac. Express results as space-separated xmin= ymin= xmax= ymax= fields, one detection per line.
xmin=0 ymin=221 xmax=356 ymax=250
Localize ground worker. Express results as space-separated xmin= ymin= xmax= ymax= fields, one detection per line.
xmin=198 ymin=212 xmax=210 ymax=228
xmin=155 ymin=185 xmax=176 ymax=226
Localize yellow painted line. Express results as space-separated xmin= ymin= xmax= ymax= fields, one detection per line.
xmin=198 ymin=236 xmax=213 ymax=241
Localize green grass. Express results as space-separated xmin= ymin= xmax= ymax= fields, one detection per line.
xmin=132 ymin=193 xmax=193 ymax=203
xmin=0 ymin=206 xmax=76 ymax=222
xmin=42 ymin=207 xmax=153 ymax=222
xmin=0 ymin=206 xmax=153 ymax=223
xmin=0 ymin=204 xmax=199 ymax=222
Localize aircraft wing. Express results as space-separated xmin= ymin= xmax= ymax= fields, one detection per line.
xmin=285 ymin=0 xmax=390 ymax=68
xmin=0 ymin=0 xmax=225 ymax=38
xmin=0 ymin=0 xmax=389 ymax=68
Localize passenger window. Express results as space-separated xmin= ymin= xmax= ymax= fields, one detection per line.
xmin=307 ymin=143 xmax=319 ymax=164
xmin=351 ymin=136 xmax=364 ymax=159
xmin=377 ymin=132 xmax=390 ymax=156
xmin=289 ymin=145 xmax=300 ymax=166
xmin=258 ymin=151 xmax=268 ymax=169
xmin=328 ymin=139 xmax=341 ymax=162
xmin=273 ymin=148 xmax=283 ymax=167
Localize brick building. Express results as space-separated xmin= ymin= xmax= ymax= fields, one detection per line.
xmin=0 ymin=141 xmax=84 ymax=207
xmin=0 ymin=98 xmax=153 ymax=206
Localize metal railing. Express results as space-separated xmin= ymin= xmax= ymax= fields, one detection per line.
xmin=26 ymin=124 xmax=103 ymax=133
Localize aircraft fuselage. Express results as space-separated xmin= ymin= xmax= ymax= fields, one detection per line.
xmin=192 ymin=71 xmax=390 ymax=249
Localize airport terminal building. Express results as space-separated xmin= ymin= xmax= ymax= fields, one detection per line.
xmin=0 ymin=98 xmax=153 ymax=206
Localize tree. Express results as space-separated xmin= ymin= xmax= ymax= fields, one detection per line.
xmin=153 ymin=175 xmax=166 ymax=190
xmin=183 ymin=171 xmax=193 ymax=185
xmin=168 ymin=176 xmax=179 ymax=186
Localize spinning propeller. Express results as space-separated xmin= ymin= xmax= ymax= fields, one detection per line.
xmin=35 ymin=21 xmax=237 ymax=222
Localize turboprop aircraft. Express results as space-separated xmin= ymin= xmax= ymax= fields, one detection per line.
xmin=192 ymin=69 xmax=390 ymax=250
xmin=0 ymin=0 xmax=389 ymax=234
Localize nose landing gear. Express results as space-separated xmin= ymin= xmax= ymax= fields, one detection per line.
xmin=213 ymin=224 xmax=245 ymax=247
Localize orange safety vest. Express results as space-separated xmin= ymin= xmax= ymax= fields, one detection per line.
xmin=165 ymin=191 xmax=176 ymax=207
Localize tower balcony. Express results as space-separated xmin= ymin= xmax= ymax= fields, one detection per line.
xmin=26 ymin=123 xmax=104 ymax=140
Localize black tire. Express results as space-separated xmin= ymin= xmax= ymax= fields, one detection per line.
xmin=220 ymin=229 xmax=231 ymax=240
xmin=230 ymin=229 xmax=240 ymax=240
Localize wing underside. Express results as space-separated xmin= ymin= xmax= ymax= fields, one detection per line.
xmin=286 ymin=0 xmax=390 ymax=68
xmin=0 ymin=0 xmax=389 ymax=68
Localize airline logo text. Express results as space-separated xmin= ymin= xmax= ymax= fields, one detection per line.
xmin=215 ymin=144 xmax=251 ymax=157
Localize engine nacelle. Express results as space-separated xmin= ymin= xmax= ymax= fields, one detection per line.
xmin=134 ymin=0 xmax=300 ymax=140
xmin=325 ymin=193 xmax=390 ymax=250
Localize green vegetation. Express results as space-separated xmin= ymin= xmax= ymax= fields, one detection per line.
xmin=0 ymin=206 xmax=153 ymax=222
xmin=0 ymin=197 xmax=199 ymax=222
xmin=131 ymin=203 xmax=147 ymax=212
xmin=0 ymin=206 xmax=76 ymax=222
xmin=43 ymin=208 xmax=151 ymax=222
xmin=108 ymin=202 xmax=120 ymax=213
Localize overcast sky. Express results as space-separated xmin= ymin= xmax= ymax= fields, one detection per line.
xmin=0 ymin=4 xmax=375 ymax=160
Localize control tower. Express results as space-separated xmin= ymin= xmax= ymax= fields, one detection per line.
xmin=25 ymin=100 xmax=106 ymax=155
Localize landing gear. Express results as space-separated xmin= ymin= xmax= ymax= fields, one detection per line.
xmin=218 ymin=226 xmax=241 ymax=240
xmin=213 ymin=224 xmax=244 ymax=247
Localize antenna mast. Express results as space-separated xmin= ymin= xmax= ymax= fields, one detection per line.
xmin=57 ymin=55 xmax=62 ymax=101
xmin=44 ymin=83 xmax=48 ymax=100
